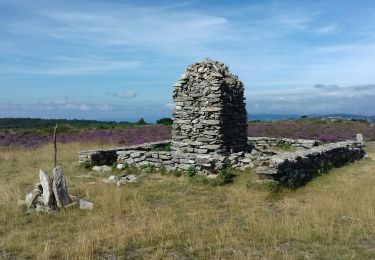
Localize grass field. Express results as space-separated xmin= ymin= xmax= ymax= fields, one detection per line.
xmin=1 ymin=141 xmax=375 ymax=259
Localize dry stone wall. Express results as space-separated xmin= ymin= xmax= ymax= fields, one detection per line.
xmin=171 ymin=59 xmax=248 ymax=155
xmin=256 ymin=140 xmax=366 ymax=186
xmin=248 ymin=137 xmax=319 ymax=149
xmin=79 ymin=140 xmax=254 ymax=172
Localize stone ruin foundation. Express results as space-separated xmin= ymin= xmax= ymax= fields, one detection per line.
xmin=79 ymin=59 xmax=366 ymax=186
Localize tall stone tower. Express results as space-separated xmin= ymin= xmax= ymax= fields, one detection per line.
xmin=171 ymin=59 xmax=248 ymax=155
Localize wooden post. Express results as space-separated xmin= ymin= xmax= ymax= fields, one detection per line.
xmin=53 ymin=124 xmax=58 ymax=167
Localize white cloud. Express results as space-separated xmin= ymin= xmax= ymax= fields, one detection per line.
xmin=315 ymin=24 xmax=337 ymax=34
xmin=247 ymin=84 xmax=375 ymax=115
xmin=32 ymin=99 xmax=113 ymax=112
xmin=107 ymin=90 xmax=137 ymax=98
xmin=0 ymin=56 xmax=141 ymax=75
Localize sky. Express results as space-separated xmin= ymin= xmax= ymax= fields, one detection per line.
xmin=1 ymin=0 xmax=375 ymax=122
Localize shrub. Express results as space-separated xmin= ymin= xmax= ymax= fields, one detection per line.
xmin=156 ymin=117 xmax=173 ymax=125
xmin=208 ymin=168 xmax=235 ymax=186
xmin=173 ymin=169 xmax=182 ymax=177
xmin=153 ymin=144 xmax=172 ymax=152
xmin=141 ymin=163 xmax=156 ymax=173
xmin=187 ymin=166 xmax=196 ymax=177
xmin=80 ymin=161 xmax=91 ymax=169
xmin=136 ymin=118 xmax=147 ymax=125
xmin=158 ymin=165 xmax=167 ymax=175
xmin=218 ymin=168 xmax=235 ymax=185
xmin=276 ymin=141 xmax=291 ymax=149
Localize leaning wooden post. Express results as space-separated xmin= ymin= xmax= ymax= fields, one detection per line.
xmin=53 ymin=124 xmax=58 ymax=167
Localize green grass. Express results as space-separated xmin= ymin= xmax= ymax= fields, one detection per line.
xmin=0 ymin=142 xmax=375 ymax=259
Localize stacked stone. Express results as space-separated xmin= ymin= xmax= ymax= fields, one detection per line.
xmin=248 ymin=137 xmax=320 ymax=149
xmin=171 ymin=58 xmax=248 ymax=155
xmin=256 ymin=140 xmax=366 ymax=186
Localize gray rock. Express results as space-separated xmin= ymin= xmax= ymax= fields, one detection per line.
xmin=103 ymin=175 xmax=117 ymax=184
xmin=92 ymin=165 xmax=112 ymax=172
xmin=116 ymin=164 xmax=126 ymax=170
xmin=123 ymin=174 xmax=138 ymax=183
xmin=52 ymin=166 xmax=71 ymax=208
xmin=116 ymin=174 xmax=138 ymax=186
xmin=39 ymin=169 xmax=52 ymax=206
xmin=79 ymin=199 xmax=94 ymax=210
xmin=25 ymin=189 xmax=41 ymax=208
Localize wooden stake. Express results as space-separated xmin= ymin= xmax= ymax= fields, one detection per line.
xmin=53 ymin=124 xmax=58 ymax=167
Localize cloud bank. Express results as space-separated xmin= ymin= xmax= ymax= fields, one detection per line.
xmin=107 ymin=90 xmax=137 ymax=98
xmin=247 ymin=84 xmax=375 ymax=115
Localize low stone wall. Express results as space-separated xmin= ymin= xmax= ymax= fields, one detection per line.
xmin=79 ymin=140 xmax=254 ymax=172
xmin=256 ymin=141 xmax=365 ymax=186
xmin=248 ymin=137 xmax=319 ymax=149
xmin=79 ymin=140 xmax=172 ymax=166
xmin=79 ymin=139 xmax=366 ymax=181
xmin=116 ymin=150 xmax=247 ymax=172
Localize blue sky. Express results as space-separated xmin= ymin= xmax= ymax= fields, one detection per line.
xmin=1 ymin=0 xmax=375 ymax=121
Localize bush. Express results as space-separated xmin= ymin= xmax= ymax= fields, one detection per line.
xmin=156 ymin=117 xmax=173 ymax=125
xmin=80 ymin=161 xmax=91 ymax=169
xmin=276 ymin=141 xmax=291 ymax=149
xmin=159 ymin=165 xmax=167 ymax=175
xmin=173 ymin=170 xmax=182 ymax=177
xmin=136 ymin=118 xmax=147 ymax=125
xmin=141 ymin=163 xmax=156 ymax=173
xmin=218 ymin=168 xmax=235 ymax=185
xmin=208 ymin=168 xmax=235 ymax=186
xmin=187 ymin=166 xmax=196 ymax=177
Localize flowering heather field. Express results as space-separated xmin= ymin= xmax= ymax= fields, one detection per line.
xmin=0 ymin=120 xmax=374 ymax=148
xmin=0 ymin=125 xmax=171 ymax=148
xmin=248 ymin=120 xmax=375 ymax=143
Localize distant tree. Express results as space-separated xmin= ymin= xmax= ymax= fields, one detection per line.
xmin=136 ymin=118 xmax=147 ymax=125
xmin=156 ymin=117 xmax=173 ymax=125
xmin=301 ymin=115 xmax=309 ymax=119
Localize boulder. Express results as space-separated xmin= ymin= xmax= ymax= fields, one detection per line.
xmin=39 ymin=169 xmax=52 ymax=206
xmin=52 ymin=166 xmax=71 ymax=207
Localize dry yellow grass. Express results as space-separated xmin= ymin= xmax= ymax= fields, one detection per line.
xmin=1 ymin=142 xmax=375 ymax=259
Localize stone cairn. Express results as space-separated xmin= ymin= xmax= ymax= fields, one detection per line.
xmin=20 ymin=166 xmax=93 ymax=213
xmin=172 ymin=58 xmax=248 ymax=155
xmin=78 ymin=59 xmax=367 ymax=186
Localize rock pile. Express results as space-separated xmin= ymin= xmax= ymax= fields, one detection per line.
xmin=21 ymin=166 xmax=93 ymax=213
xmin=171 ymin=58 xmax=248 ymax=155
